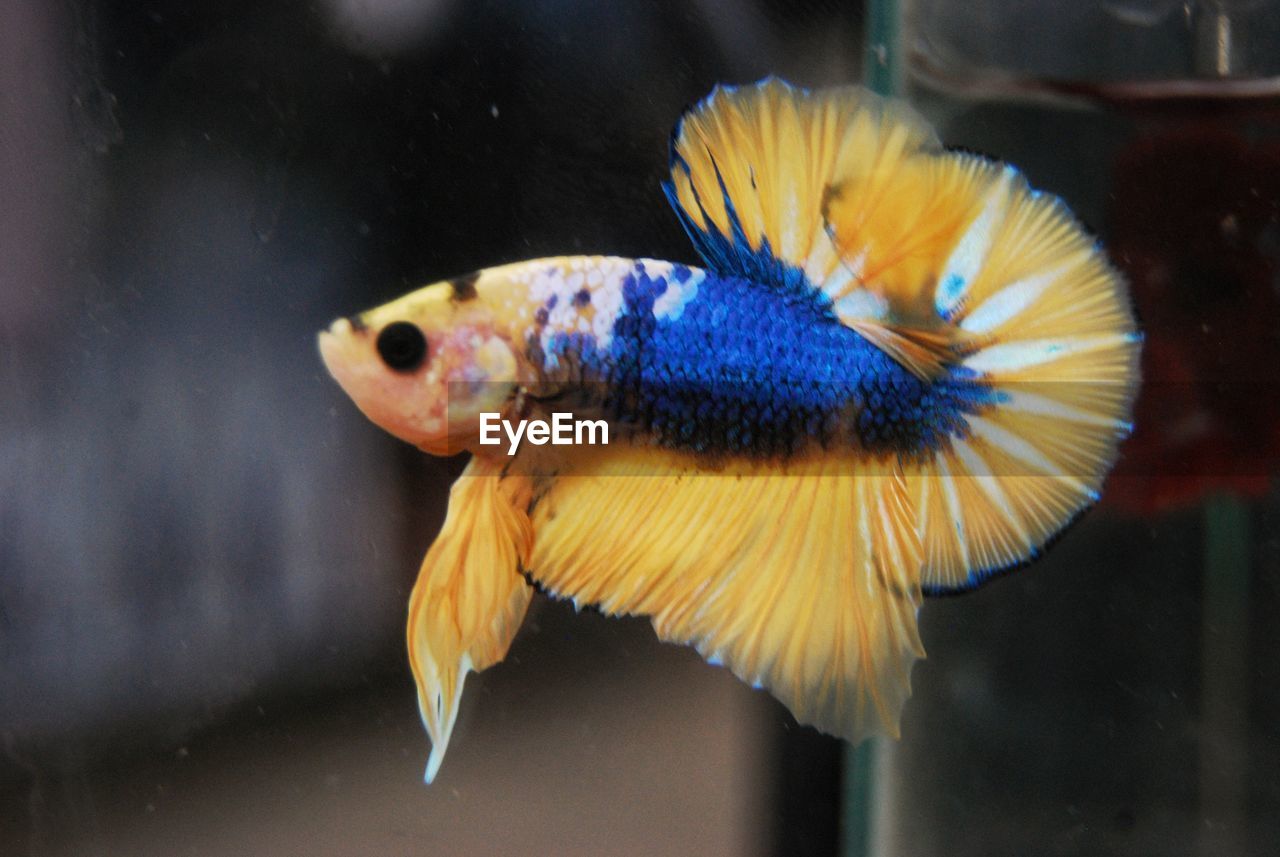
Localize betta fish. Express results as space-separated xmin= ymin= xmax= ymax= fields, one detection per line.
xmin=318 ymin=79 xmax=1140 ymax=782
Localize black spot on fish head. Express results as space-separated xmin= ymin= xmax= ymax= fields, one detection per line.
xmin=573 ymin=288 xmax=591 ymax=307
xmin=449 ymin=271 xmax=479 ymax=302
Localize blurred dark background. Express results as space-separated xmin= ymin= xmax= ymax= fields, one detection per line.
xmin=1 ymin=1 xmax=865 ymax=855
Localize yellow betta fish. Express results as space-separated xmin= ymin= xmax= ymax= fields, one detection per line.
xmin=319 ymin=79 xmax=1140 ymax=782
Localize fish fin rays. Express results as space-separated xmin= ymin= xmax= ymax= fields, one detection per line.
xmin=821 ymin=152 xmax=1017 ymax=325
xmin=846 ymin=320 xmax=962 ymax=382
xmin=663 ymin=81 xmax=1066 ymax=378
xmin=407 ymin=456 xmax=534 ymax=782
xmin=665 ymin=78 xmax=940 ymax=300
xmin=901 ymin=175 xmax=1141 ymax=592
xmin=526 ymin=446 xmax=925 ymax=743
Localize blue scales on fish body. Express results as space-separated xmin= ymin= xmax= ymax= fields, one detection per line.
xmin=538 ymin=260 xmax=998 ymax=460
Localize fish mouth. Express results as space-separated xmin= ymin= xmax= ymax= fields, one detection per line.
xmin=324 ymin=316 xmax=356 ymax=337
xmin=317 ymin=318 xmax=357 ymax=378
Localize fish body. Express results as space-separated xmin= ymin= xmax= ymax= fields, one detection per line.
xmin=318 ymin=79 xmax=1140 ymax=782
xmin=342 ymin=255 xmax=988 ymax=459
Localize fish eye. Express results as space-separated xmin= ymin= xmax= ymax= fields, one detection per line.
xmin=376 ymin=321 xmax=428 ymax=372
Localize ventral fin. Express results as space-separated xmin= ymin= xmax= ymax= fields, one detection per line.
xmin=525 ymin=445 xmax=926 ymax=744
xmin=407 ymin=455 xmax=534 ymax=783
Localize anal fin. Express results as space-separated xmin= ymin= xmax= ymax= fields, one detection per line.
xmin=526 ymin=447 xmax=925 ymax=743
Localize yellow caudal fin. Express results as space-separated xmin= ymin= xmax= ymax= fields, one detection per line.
xmin=526 ymin=446 xmax=925 ymax=743
xmin=407 ymin=456 xmax=533 ymax=782
xmin=666 ymin=78 xmax=1140 ymax=591
xmin=899 ymin=166 xmax=1140 ymax=591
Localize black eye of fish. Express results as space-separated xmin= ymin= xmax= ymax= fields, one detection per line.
xmin=376 ymin=321 xmax=428 ymax=372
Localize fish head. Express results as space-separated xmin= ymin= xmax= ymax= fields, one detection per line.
xmin=318 ymin=279 xmax=522 ymax=455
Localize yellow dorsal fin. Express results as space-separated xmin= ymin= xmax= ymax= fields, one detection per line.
xmin=663 ymin=79 xmax=1001 ymax=372
xmin=665 ymin=78 xmax=941 ymax=306
xmin=525 ymin=445 xmax=925 ymax=744
xmin=407 ymin=455 xmax=533 ymax=782
xmin=819 ymin=152 xmax=1013 ymax=322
